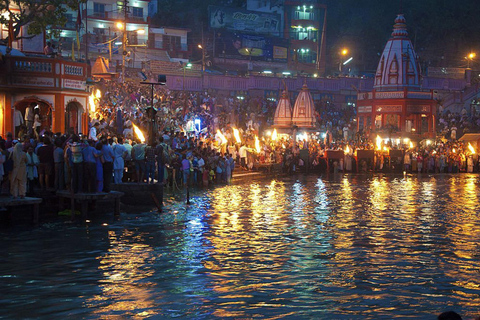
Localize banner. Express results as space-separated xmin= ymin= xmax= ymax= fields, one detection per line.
xmin=209 ymin=5 xmax=281 ymax=36
xmin=215 ymin=31 xmax=288 ymax=62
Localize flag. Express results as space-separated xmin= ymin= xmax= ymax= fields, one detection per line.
xmin=72 ymin=41 xmax=75 ymax=61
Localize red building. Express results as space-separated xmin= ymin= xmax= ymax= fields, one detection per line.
xmin=356 ymin=14 xmax=436 ymax=140
xmin=0 ymin=55 xmax=89 ymax=138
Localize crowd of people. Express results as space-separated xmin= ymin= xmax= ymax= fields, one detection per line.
xmin=3 ymin=75 xmax=480 ymax=198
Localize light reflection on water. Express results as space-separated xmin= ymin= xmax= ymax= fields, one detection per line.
xmin=1 ymin=174 xmax=480 ymax=319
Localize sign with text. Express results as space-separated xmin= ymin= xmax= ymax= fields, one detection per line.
xmin=63 ymin=79 xmax=86 ymax=90
xmin=12 ymin=76 xmax=54 ymax=87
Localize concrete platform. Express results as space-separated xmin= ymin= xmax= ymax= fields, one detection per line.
xmin=0 ymin=196 xmax=43 ymax=224
xmin=56 ymin=190 xmax=124 ymax=218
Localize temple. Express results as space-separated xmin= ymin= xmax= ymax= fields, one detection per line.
xmin=356 ymin=13 xmax=436 ymax=139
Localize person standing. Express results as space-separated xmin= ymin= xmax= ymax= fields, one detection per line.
xmin=33 ymin=107 xmax=42 ymax=138
xmin=10 ymin=143 xmax=28 ymax=199
xmin=36 ymin=137 xmax=54 ymax=190
xmin=101 ymin=138 xmax=114 ymax=192
xmin=95 ymin=142 xmax=104 ymax=192
xmin=25 ymin=103 xmax=35 ymax=135
xmin=112 ymin=137 xmax=127 ymax=184
xmin=82 ymin=140 xmax=97 ymax=193
xmin=89 ymin=122 xmax=100 ymax=142
xmin=26 ymin=146 xmax=39 ymax=196
xmin=145 ymin=142 xmax=156 ymax=184
xmin=14 ymin=108 xmax=24 ymax=138
xmin=53 ymin=139 xmax=65 ymax=190
xmin=131 ymin=139 xmax=146 ymax=183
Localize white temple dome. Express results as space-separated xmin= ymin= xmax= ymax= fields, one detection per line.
xmin=374 ymin=14 xmax=422 ymax=91
xmin=274 ymin=90 xmax=293 ymax=128
xmin=292 ymin=83 xmax=316 ymax=128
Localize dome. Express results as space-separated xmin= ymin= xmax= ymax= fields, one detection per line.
xmin=273 ymin=90 xmax=293 ymax=128
xmin=292 ymin=83 xmax=316 ymax=128
xmin=374 ymin=14 xmax=422 ymax=91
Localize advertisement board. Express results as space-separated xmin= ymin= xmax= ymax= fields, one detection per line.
xmin=215 ymin=31 xmax=288 ymax=62
xmin=209 ymin=5 xmax=281 ymax=36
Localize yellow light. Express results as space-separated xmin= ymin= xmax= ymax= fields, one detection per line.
xmin=469 ymin=53 xmax=476 ymax=60
xmin=426 ymin=140 xmax=432 ymax=146
xmin=136 ymin=29 xmax=145 ymax=34
xmin=116 ymin=22 xmax=123 ymax=29
xmin=198 ymin=44 xmax=203 ymax=49
xmin=468 ymin=143 xmax=476 ymax=154
xmin=383 ymin=146 xmax=388 ymax=151
xmin=272 ymin=129 xmax=278 ymax=141
xmin=216 ymin=129 xmax=227 ymax=144
xmin=132 ymin=123 xmax=146 ymax=143
xmin=345 ymin=145 xmax=350 ymax=153
xmin=95 ymin=89 xmax=101 ymax=99
xmin=341 ymin=49 xmax=348 ymax=55
xmin=233 ymin=128 xmax=241 ymax=144
xmin=452 ymin=148 xmax=456 ymax=153
xmin=409 ymin=141 xmax=413 ymax=149
xmin=89 ymin=94 xmax=95 ymax=114
xmin=376 ymin=135 xmax=382 ymax=151
xmin=255 ymin=135 xmax=261 ymax=153
xmin=403 ymin=138 xmax=410 ymax=144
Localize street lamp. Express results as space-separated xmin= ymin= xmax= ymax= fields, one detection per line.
xmin=117 ymin=23 xmax=145 ymax=82
xmin=466 ymin=52 xmax=476 ymax=68
xmin=198 ymin=44 xmax=205 ymax=73
xmin=339 ymin=48 xmax=348 ymax=73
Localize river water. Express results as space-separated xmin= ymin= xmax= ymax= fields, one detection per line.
xmin=1 ymin=174 xmax=480 ymax=319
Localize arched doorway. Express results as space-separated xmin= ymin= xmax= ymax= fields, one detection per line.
xmin=13 ymin=98 xmax=53 ymax=138
xmin=65 ymin=101 xmax=83 ymax=134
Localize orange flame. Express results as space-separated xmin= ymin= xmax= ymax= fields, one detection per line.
xmin=255 ymin=135 xmax=261 ymax=153
xmin=216 ymin=129 xmax=227 ymax=144
xmin=468 ymin=143 xmax=475 ymax=154
xmin=132 ymin=123 xmax=146 ymax=143
xmin=233 ymin=128 xmax=241 ymax=144
xmin=272 ymin=128 xmax=278 ymax=141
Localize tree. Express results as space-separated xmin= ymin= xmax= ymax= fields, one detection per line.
xmin=0 ymin=0 xmax=83 ymax=45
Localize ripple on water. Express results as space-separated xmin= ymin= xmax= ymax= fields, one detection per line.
xmin=1 ymin=174 xmax=480 ymax=318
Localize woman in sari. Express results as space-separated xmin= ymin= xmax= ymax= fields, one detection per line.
xmin=10 ymin=143 xmax=28 ymax=199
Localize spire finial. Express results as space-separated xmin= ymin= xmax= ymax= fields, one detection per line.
xmin=400 ymin=0 xmax=403 ymax=13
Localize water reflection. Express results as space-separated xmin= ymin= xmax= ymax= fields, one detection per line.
xmin=1 ymin=174 xmax=480 ymax=318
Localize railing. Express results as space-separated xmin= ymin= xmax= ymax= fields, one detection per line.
xmin=1 ymin=56 xmax=87 ymax=90
xmin=13 ymin=60 xmax=52 ymax=73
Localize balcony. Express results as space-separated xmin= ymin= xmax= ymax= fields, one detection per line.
xmin=86 ymin=9 xmax=147 ymax=23
xmin=0 ymin=56 xmax=87 ymax=91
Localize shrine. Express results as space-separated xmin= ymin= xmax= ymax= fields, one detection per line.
xmin=356 ymin=13 xmax=436 ymax=139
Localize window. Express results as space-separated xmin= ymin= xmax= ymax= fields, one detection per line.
xmin=294 ymin=9 xmax=315 ymax=20
xmin=93 ymin=3 xmax=105 ymax=17
xmin=163 ymin=35 xmax=181 ymax=51
xmin=132 ymin=7 xmax=143 ymax=18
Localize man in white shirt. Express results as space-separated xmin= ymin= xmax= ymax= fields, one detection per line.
xmin=239 ymin=144 xmax=247 ymax=169
xmin=89 ymin=122 xmax=100 ymax=141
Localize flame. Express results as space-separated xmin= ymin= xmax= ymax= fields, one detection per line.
xmin=468 ymin=143 xmax=476 ymax=154
xmin=95 ymin=89 xmax=101 ymax=99
xmin=376 ymin=135 xmax=382 ymax=151
xmin=409 ymin=141 xmax=413 ymax=149
xmin=255 ymin=135 xmax=261 ymax=153
xmin=89 ymin=93 xmax=96 ymax=114
xmin=233 ymin=128 xmax=241 ymax=144
xmin=383 ymin=146 xmax=388 ymax=152
xmin=132 ymin=123 xmax=146 ymax=143
xmin=345 ymin=145 xmax=350 ymax=153
xmin=452 ymin=148 xmax=456 ymax=153
xmin=272 ymin=128 xmax=278 ymax=141
xmin=216 ymin=129 xmax=227 ymax=144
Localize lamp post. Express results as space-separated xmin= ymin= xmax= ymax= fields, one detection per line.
xmin=466 ymin=52 xmax=476 ymax=69
xmin=197 ymin=44 xmax=205 ymax=74
xmin=140 ymin=75 xmax=166 ymax=145
xmin=339 ymin=48 xmax=348 ymax=73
